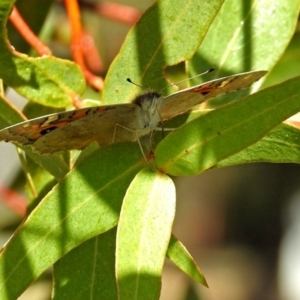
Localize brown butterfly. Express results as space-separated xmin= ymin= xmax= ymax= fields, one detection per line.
xmin=0 ymin=70 xmax=267 ymax=154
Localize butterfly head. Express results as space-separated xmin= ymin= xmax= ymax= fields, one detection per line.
xmin=133 ymin=91 xmax=162 ymax=129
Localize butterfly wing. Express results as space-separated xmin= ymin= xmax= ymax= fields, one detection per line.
xmin=0 ymin=104 xmax=139 ymax=154
xmin=159 ymin=70 xmax=267 ymax=120
xmin=0 ymin=70 xmax=267 ymax=154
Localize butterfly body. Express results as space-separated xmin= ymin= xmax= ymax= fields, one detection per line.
xmin=0 ymin=70 xmax=267 ymax=154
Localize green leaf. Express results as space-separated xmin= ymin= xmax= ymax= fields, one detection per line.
xmin=0 ymin=96 xmax=71 ymax=180
xmin=189 ymin=0 xmax=300 ymax=79
xmin=155 ymin=76 xmax=300 ymax=175
xmin=103 ymin=0 xmax=225 ymax=105
xmin=22 ymin=102 xmax=63 ymax=119
xmin=53 ymin=228 xmax=118 ymax=300
xmin=23 ymin=157 xmax=57 ymax=210
xmin=24 ymin=148 xmax=70 ymax=181
xmin=167 ymin=235 xmax=208 ymax=287
xmin=262 ymin=29 xmax=300 ymax=87
xmin=0 ymin=143 xmax=144 ymax=300
xmin=0 ymin=95 xmax=25 ymax=128
xmin=116 ymin=169 xmax=175 ymax=300
xmin=216 ymin=123 xmax=300 ymax=167
xmin=0 ymin=0 xmax=85 ymax=107
xmin=1 ymin=0 xmax=298 ymax=298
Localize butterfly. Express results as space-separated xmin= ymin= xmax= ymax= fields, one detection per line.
xmin=0 ymin=70 xmax=267 ymax=154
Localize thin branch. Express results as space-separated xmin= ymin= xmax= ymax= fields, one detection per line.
xmin=80 ymin=1 xmax=141 ymax=25
xmin=65 ymin=0 xmax=104 ymax=91
xmin=9 ymin=7 xmax=52 ymax=56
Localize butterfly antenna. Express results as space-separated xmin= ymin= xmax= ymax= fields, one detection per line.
xmin=162 ymin=67 xmax=215 ymax=91
xmin=127 ymin=67 xmax=214 ymax=92
xmin=126 ymin=78 xmax=145 ymax=89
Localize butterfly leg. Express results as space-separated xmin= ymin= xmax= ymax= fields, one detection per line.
xmin=113 ymin=123 xmax=153 ymax=169
xmin=151 ymin=126 xmax=174 ymax=148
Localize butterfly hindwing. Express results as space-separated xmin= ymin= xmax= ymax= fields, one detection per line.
xmin=0 ymin=104 xmax=138 ymax=154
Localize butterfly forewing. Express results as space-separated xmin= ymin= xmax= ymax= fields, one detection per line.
xmin=159 ymin=70 xmax=267 ymax=120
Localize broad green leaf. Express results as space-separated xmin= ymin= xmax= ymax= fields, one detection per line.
xmin=262 ymin=29 xmax=300 ymax=87
xmin=23 ymin=154 xmax=58 ymax=211
xmin=22 ymin=102 xmax=63 ymax=119
xmin=0 ymin=98 xmax=70 ymax=180
xmin=155 ymin=76 xmax=300 ymax=175
xmin=216 ymin=123 xmax=300 ymax=167
xmin=103 ymin=0 xmax=225 ymax=105
xmin=189 ymin=0 xmax=300 ymax=81
xmin=116 ymin=169 xmax=175 ymax=300
xmin=53 ymin=228 xmax=118 ymax=300
xmin=0 ymin=143 xmax=144 ymax=300
xmin=0 ymin=0 xmax=85 ymax=107
xmin=0 ymin=95 xmax=25 ymax=128
xmin=167 ymin=235 xmax=208 ymax=287
xmin=22 ymin=147 xmax=70 ymax=181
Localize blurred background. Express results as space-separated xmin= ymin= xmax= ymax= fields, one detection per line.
xmin=0 ymin=0 xmax=300 ymax=299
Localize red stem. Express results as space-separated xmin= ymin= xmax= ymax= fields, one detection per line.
xmin=9 ymin=7 xmax=52 ymax=56
xmin=65 ymin=0 xmax=104 ymax=91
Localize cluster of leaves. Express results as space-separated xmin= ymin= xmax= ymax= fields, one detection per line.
xmin=0 ymin=0 xmax=300 ymax=299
